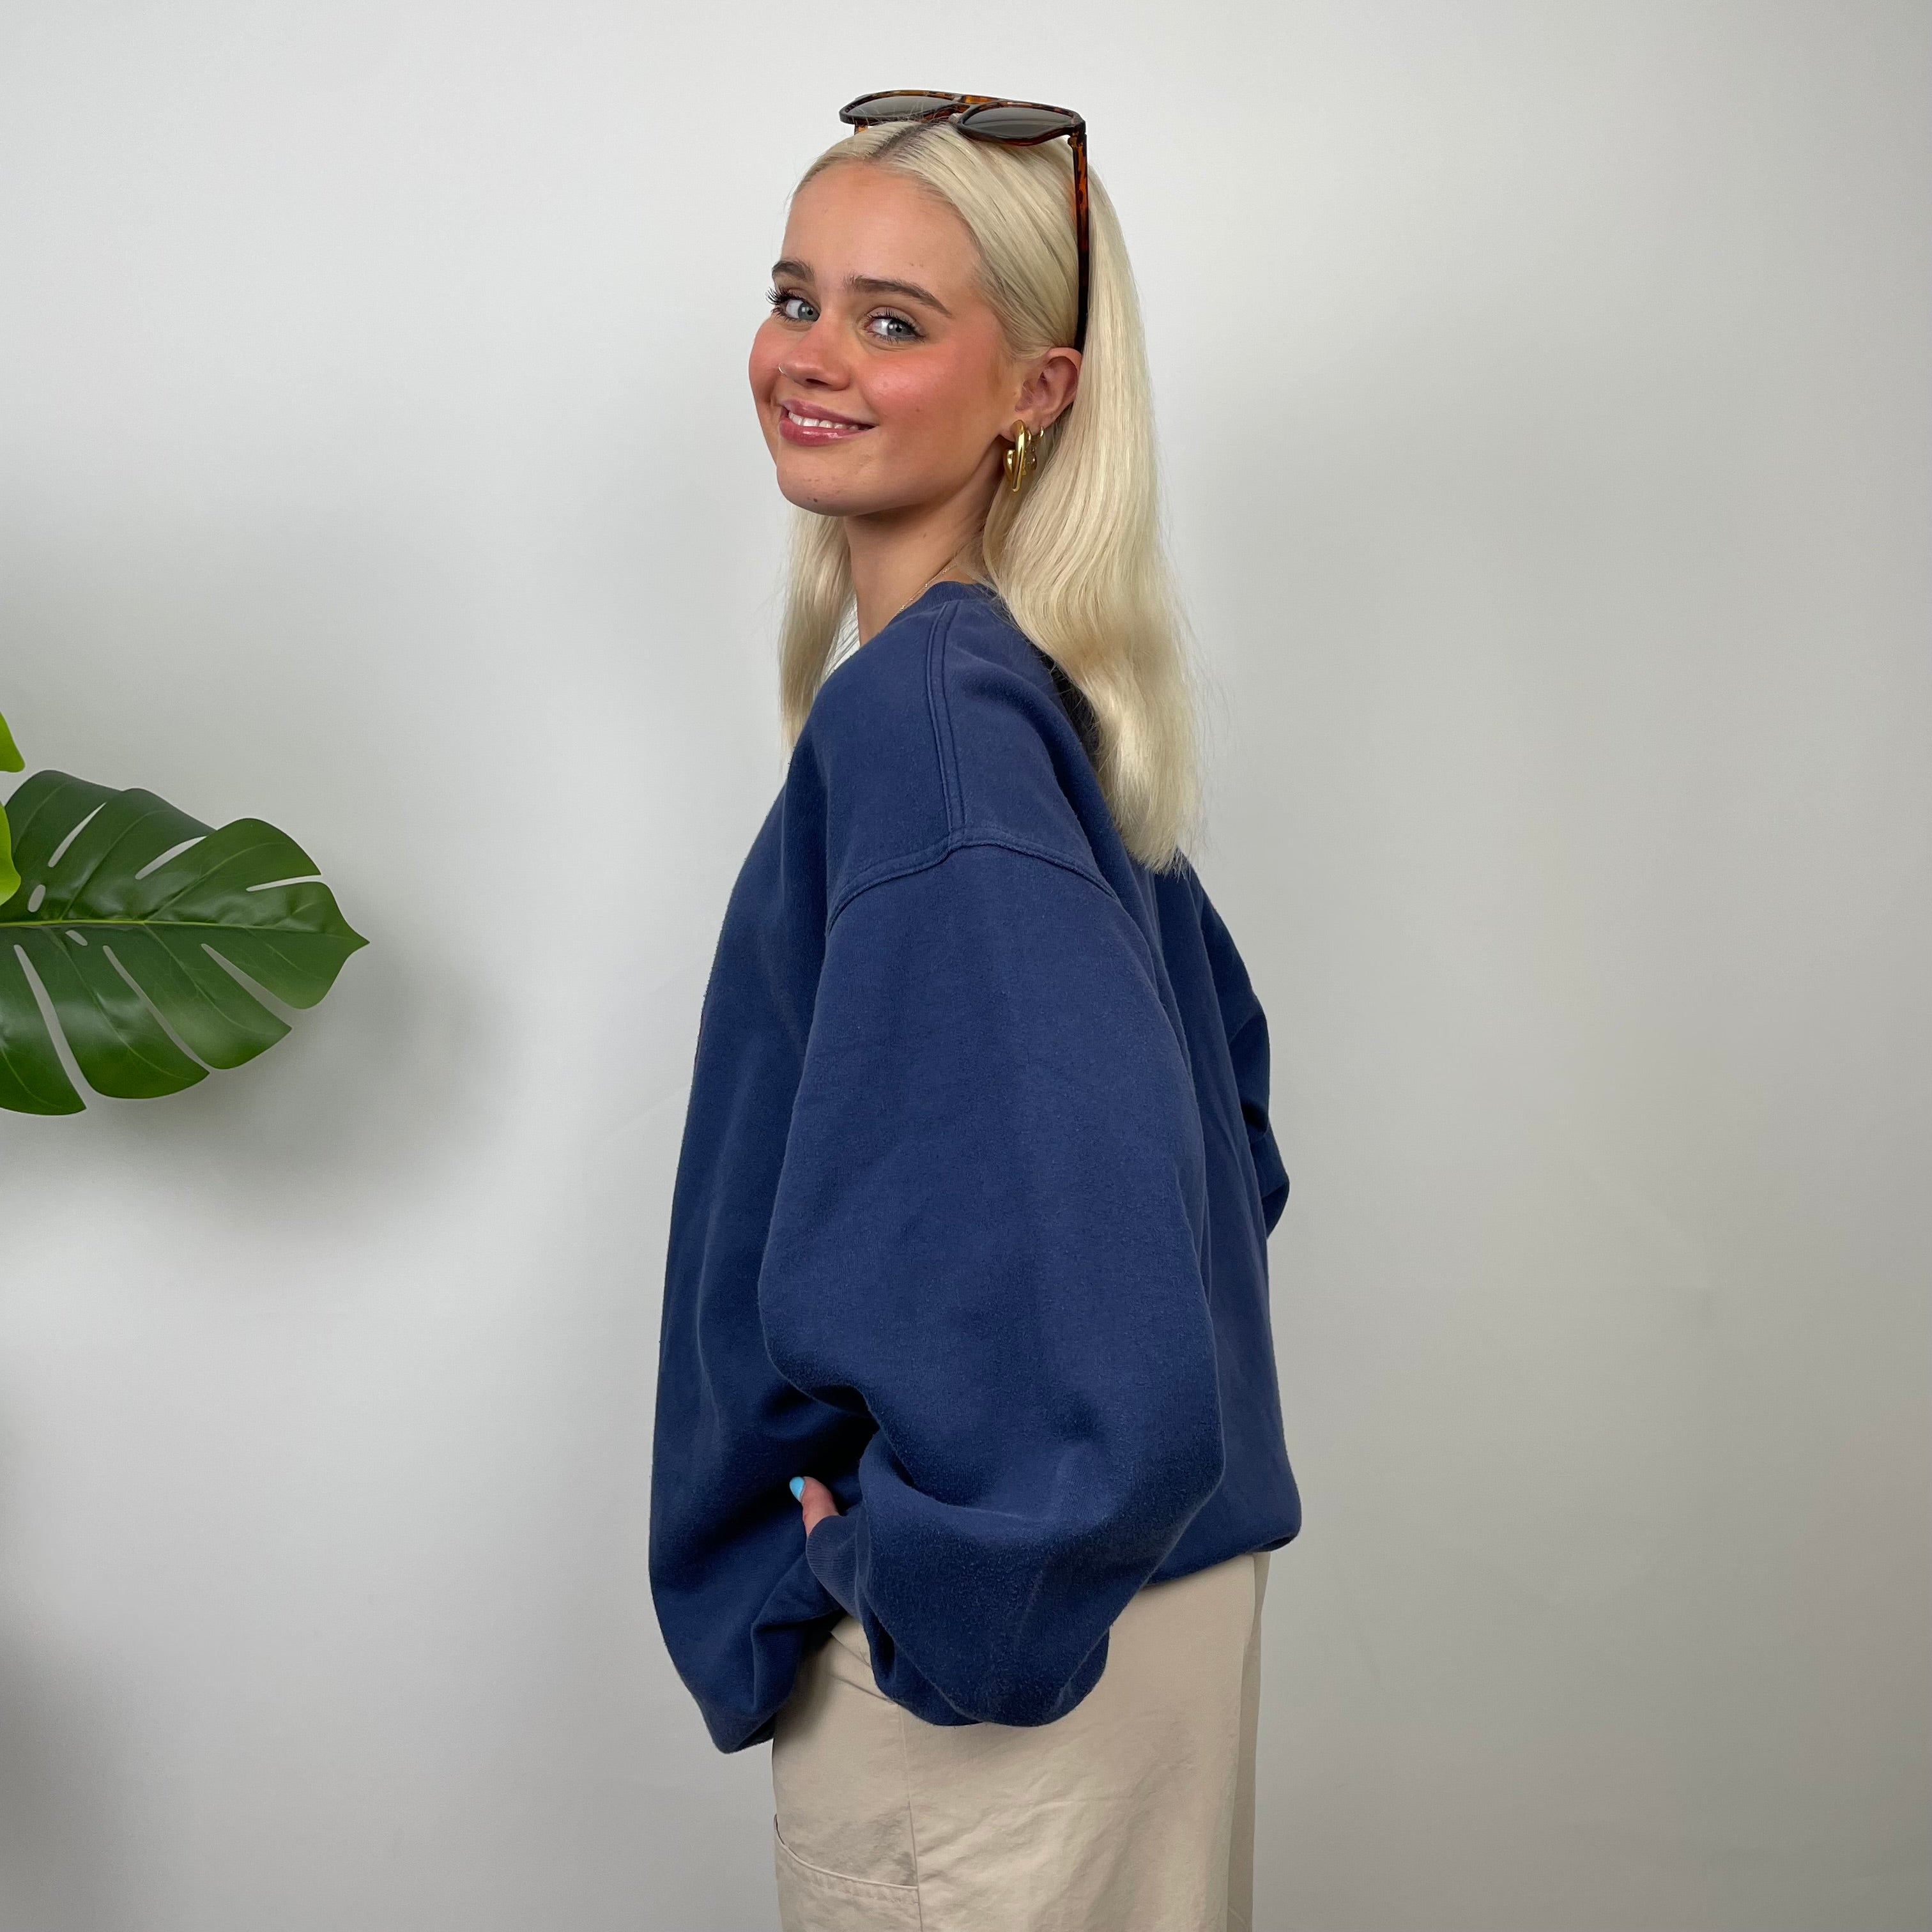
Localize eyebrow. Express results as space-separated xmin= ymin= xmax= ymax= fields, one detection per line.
xmin=770 ymin=258 xmax=954 ymax=318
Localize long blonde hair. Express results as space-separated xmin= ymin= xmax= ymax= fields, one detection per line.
xmin=776 ymin=118 xmax=1200 ymax=871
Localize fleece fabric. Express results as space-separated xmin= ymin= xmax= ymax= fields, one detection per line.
xmin=648 ymin=578 xmax=1300 ymax=1753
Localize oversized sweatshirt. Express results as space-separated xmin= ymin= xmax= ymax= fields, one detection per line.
xmin=648 ymin=578 xmax=1300 ymax=1753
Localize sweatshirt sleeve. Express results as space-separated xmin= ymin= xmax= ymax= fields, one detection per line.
xmin=1197 ymin=892 xmax=1290 ymax=1235
xmin=756 ymin=839 xmax=1227 ymax=1729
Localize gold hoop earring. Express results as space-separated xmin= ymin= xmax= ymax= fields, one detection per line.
xmin=1003 ymin=419 xmax=1039 ymax=495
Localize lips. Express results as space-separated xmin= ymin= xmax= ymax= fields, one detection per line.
xmin=778 ymin=399 xmax=875 ymax=446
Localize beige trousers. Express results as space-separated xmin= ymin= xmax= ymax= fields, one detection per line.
xmin=770 ymin=1547 xmax=1271 ymax=1931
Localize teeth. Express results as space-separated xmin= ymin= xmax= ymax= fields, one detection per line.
xmin=786 ymin=408 xmax=863 ymax=429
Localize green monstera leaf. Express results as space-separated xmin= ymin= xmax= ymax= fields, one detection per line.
xmin=0 ymin=706 xmax=22 ymax=905
xmin=0 ymin=770 xmax=366 ymax=1114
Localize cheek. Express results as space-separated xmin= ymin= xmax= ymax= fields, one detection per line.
xmin=747 ymin=322 xmax=785 ymax=396
xmin=866 ymin=353 xmax=999 ymax=441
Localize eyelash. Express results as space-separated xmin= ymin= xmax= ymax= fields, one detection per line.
xmin=765 ymin=286 xmax=923 ymax=343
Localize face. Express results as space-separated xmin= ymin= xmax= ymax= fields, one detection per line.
xmin=749 ymin=162 xmax=1077 ymax=519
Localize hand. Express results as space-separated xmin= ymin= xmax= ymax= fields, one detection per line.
xmin=790 ymin=1474 xmax=841 ymax=1537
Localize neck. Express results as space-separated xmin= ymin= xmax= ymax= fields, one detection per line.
xmin=844 ymin=462 xmax=1001 ymax=643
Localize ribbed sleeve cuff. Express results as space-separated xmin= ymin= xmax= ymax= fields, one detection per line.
xmin=802 ymin=1505 xmax=862 ymax=1621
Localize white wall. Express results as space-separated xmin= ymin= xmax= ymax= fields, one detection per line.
xmin=1 ymin=4 xmax=1924 ymax=1928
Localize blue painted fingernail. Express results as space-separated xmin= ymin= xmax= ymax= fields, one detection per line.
xmin=789 ymin=1476 xmax=805 ymax=1500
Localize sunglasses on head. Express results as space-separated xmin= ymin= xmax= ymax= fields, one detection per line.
xmin=838 ymin=91 xmax=1089 ymax=356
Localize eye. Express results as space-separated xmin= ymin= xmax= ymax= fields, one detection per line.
xmin=765 ymin=286 xmax=924 ymax=344
xmin=767 ymin=286 xmax=817 ymax=323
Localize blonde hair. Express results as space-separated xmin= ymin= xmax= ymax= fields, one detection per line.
xmin=776 ymin=118 xmax=1200 ymax=871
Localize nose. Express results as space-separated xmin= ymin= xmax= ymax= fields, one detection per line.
xmin=776 ymin=314 xmax=850 ymax=390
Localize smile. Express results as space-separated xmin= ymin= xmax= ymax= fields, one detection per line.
xmin=778 ymin=401 xmax=875 ymax=445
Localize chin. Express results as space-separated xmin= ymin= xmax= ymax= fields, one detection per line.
xmin=772 ymin=465 xmax=892 ymax=518
xmin=776 ymin=478 xmax=859 ymax=516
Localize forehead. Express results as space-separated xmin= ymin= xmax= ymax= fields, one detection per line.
xmin=782 ymin=164 xmax=980 ymax=293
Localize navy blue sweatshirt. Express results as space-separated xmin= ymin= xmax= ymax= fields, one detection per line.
xmin=649 ymin=579 xmax=1300 ymax=1752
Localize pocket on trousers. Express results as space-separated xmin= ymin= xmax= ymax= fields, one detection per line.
xmin=773 ymin=1817 xmax=922 ymax=1932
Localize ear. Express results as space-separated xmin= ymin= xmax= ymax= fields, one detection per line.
xmin=1014 ymin=346 xmax=1082 ymax=431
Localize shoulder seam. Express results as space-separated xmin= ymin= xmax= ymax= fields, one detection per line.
xmin=826 ymin=830 xmax=1114 ymax=935
xmin=924 ymin=599 xmax=964 ymax=835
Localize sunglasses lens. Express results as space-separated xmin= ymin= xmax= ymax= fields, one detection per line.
xmin=956 ymin=103 xmax=1079 ymax=140
xmin=843 ymin=91 xmax=961 ymax=122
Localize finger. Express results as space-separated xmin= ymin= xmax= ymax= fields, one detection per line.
xmin=791 ymin=1474 xmax=841 ymax=1535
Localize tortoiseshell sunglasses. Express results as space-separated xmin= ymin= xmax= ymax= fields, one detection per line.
xmin=838 ymin=91 xmax=1090 ymax=355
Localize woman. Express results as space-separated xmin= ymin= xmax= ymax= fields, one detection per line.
xmin=648 ymin=92 xmax=1300 ymax=1931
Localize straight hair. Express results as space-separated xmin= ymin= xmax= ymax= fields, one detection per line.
xmin=776 ymin=119 xmax=1200 ymax=871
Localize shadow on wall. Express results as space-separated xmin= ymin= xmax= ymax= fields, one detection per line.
xmin=0 ymin=911 xmax=488 ymax=1234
